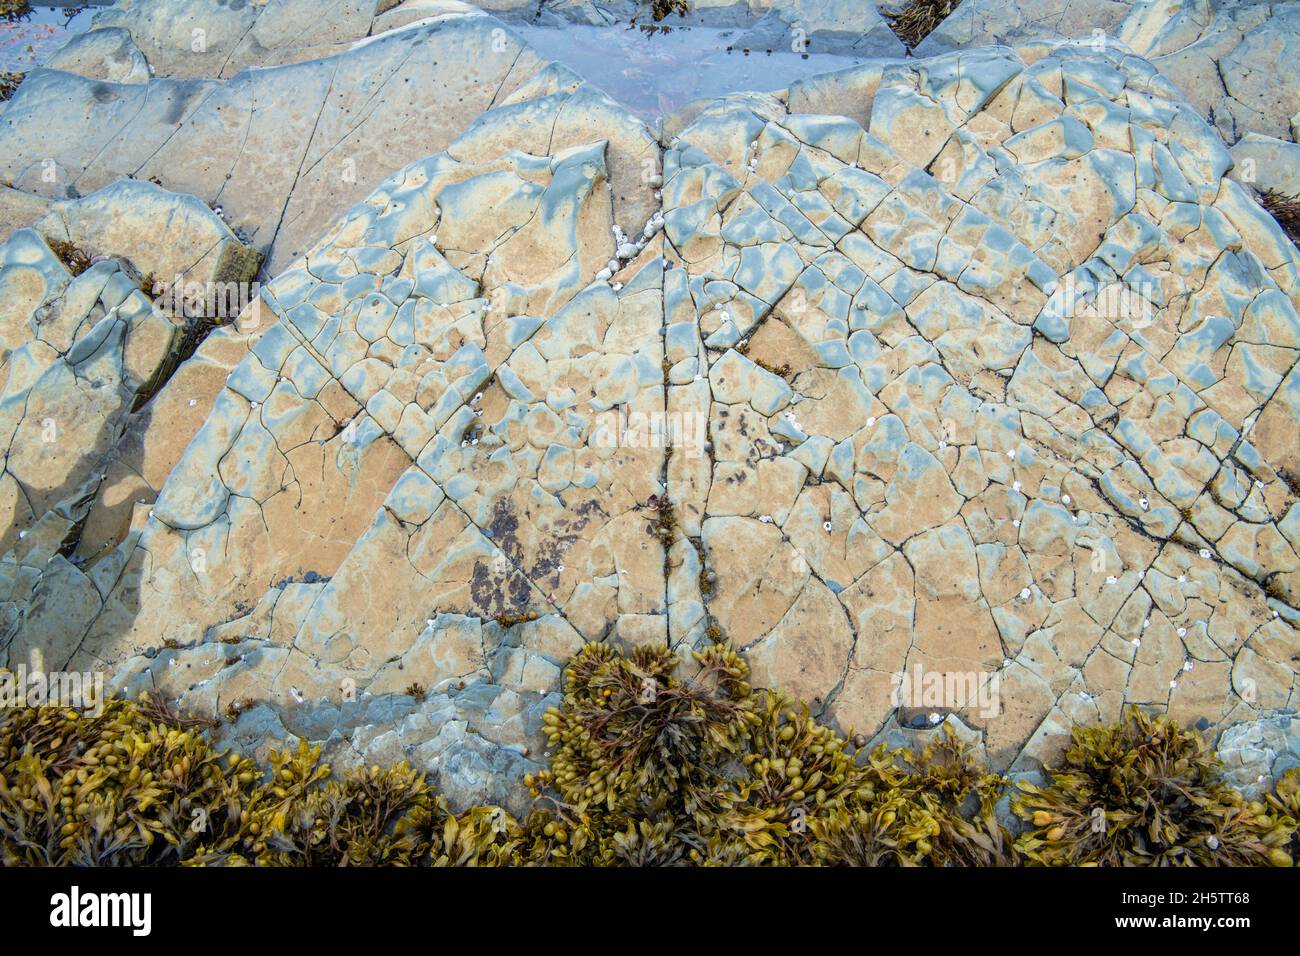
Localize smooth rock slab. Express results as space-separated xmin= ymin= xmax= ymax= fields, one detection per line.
xmin=0 ymin=12 xmax=657 ymax=275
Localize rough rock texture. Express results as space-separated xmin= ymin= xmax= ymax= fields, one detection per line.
xmin=1 ymin=4 xmax=1298 ymax=809
xmin=0 ymin=9 xmax=657 ymax=276
xmin=0 ymin=182 xmax=261 ymax=648
xmin=72 ymin=0 xmax=905 ymax=73
xmin=659 ymin=44 xmax=1300 ymax=772
xmin=916 ymin=0 xmax=1134 ymax=55
xmin=1216 ymin=713 xmax=1300 ymax=796
xmin=921 ymin=0 xmax=1300 ymax=149
xmin=454 ymin=0 xmax=905 ymax=57
xmin=87 ymin=0 xmax=494 ymax=78
xmin=1119 ymin=0 xmax=1300 ymax=147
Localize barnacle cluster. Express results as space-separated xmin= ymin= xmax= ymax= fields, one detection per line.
xmin=1012 ymin=707 xmax=1298 ymax=867
xmin=2 ymin=656 xmax=1296 ymax=866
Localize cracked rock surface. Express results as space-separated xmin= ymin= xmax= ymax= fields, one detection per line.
xmin=921 ymin=0 xmax=1299 ymax=149
xmin=0 ymin=5 xmax=657 ymax=276
xmin=1 ymin=2 xmax=1298 ymax=809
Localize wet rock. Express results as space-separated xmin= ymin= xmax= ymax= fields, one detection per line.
xmin=4 ymin=6 xmax=1298 ymax=805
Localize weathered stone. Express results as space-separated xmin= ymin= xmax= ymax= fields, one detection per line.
xmin=5 ymin=5 xmax=1298 ymax=806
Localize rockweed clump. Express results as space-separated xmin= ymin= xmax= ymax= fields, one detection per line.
xmin=1259 ymin=189 xmax=1300 ymax=244
xmin=1 ymin=657 xmax=1295 ymax=866
xmin=0 ymin=1 xmax=31 ymax=25
xmin=1013 ymin=707 xmax=1297 ymax=866
xmin=0 ymin=71 xmax=23 ymax=102
xmin=885 ymin=0 xmax=960 ymax=49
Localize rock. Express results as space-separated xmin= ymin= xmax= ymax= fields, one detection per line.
xmin=34 ymin=180 xmax=261 ymax=297
xmin=659 ymin=42 xmax=1299 ymax=771
xmin=1216 ymin=714 xmax=1300 ymax=797
xmin=1229 ymin=132 xmax=1300 ymax=197
xmin=87 ymin=0 xmax=491 ymax=78
xmin=916 ymin=0 xmax=1300 ymax=146
xmin=918 ymin=0 xmax=1133 ymax=56
xmin=1121 ymin=0 xmax=1300 ymax=145
xmin=0 ymin=183 xmax=259 ymax=658
xmin=4 ymin=5 xmax=1299 ymax=806
xmin=41 ymin=27 xmax=151 ymax=84
xmin=0 ymin=187 xmax=54 ymax=245
xmin=2 ymin=11 xmax=657 ymax=275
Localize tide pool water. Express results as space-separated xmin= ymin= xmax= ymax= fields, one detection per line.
xmin=513 ymin=22 xmax=872 ymax=122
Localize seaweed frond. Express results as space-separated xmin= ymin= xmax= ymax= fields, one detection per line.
xmin=885 ymin=0 xmax=959 ymax=50
xmin=1259 ymin=189 xmax=1300 ymax=244
xmin=1012 ymin=707 xmax=1296 ymax=866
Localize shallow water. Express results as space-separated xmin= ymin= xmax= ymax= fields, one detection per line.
xmin=0 ymin=4 xmax=99 ymax=72
xmin=512 ymin=23 xmax=869 ymax=123
xmin=2 ymin=9 xmax=868 ymax=121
